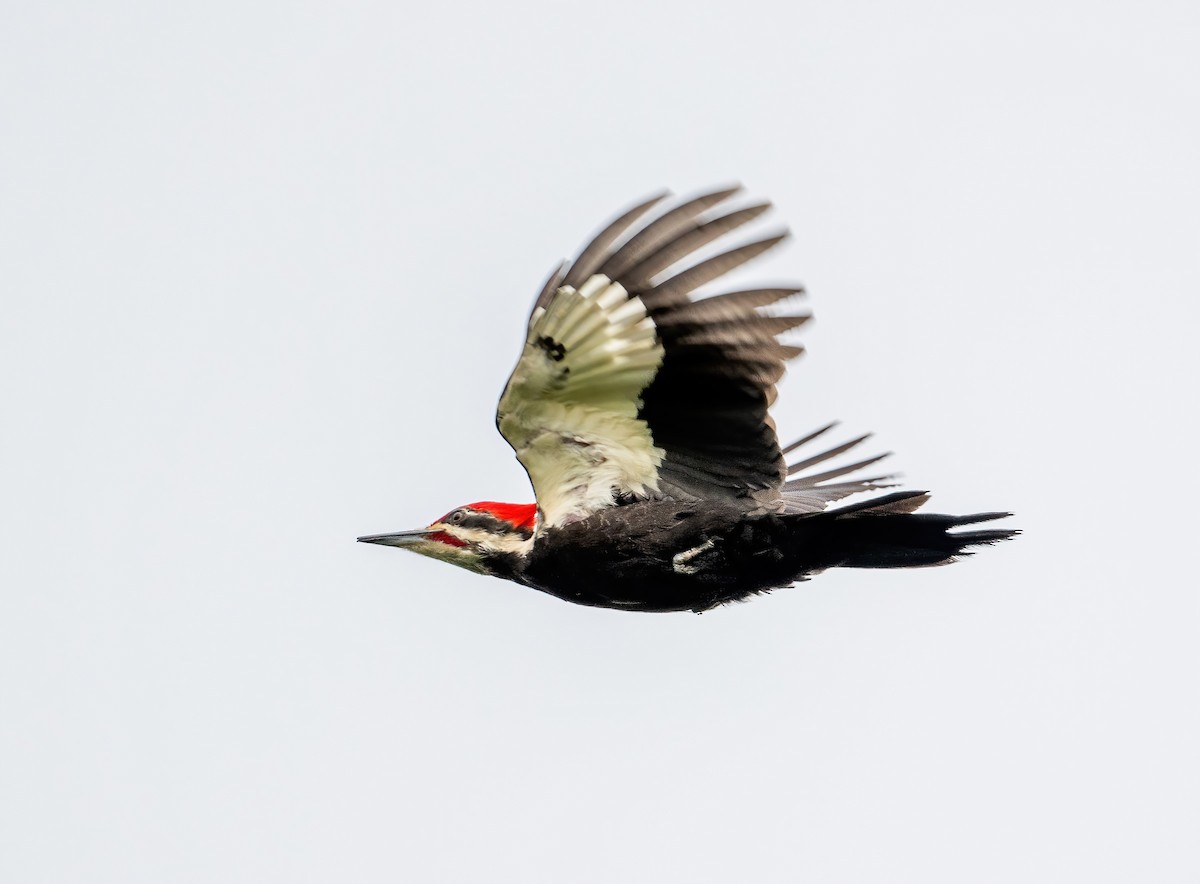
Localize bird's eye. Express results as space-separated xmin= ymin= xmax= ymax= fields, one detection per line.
xmin=449 ymin=510 xmax=466 ymax=524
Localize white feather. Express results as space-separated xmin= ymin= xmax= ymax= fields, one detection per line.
xmin=497 ymin=275 xmax=667 ymax=527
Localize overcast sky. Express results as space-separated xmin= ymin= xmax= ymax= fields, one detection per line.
xmin=2 ymin=1 xmax=1198 ymax=882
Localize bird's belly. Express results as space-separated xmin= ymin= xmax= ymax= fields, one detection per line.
xmin=519 ymin=515 xmax=793 ymax=612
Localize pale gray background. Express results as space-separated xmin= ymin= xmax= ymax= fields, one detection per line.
xmin=2 ymin=1 xmax=1197 ymax=881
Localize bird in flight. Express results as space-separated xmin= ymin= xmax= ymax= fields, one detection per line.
xmin=359 ymin=186 xmax=1016 ymax=612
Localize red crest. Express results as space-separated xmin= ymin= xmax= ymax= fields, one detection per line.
xmin=468 ymin=501 xmax=538 ymax=531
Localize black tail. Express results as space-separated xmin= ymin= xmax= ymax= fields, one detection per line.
xmin=790 ymin=491 xmax=1019 ymax=570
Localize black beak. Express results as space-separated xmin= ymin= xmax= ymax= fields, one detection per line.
xmin=356 ymin=529 xmax=436 ymax=547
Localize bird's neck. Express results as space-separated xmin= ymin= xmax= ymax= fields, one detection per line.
xmin=478 ymin=542 xmax=531 ymax=581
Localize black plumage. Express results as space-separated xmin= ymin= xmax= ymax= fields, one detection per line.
xmin=507 ymin=495 xmax=1014 ymax=613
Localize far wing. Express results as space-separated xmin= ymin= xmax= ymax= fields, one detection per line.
xmin=497 ymin=186 xmax=807 ymax=528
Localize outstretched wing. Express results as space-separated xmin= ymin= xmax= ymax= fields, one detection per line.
xmin=497 ymin=185 xmax=811 ymax=528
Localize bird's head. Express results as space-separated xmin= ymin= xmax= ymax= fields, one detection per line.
xmin=357 ymin=502 xmax=538 ymax=574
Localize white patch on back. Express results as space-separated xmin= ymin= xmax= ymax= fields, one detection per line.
xmin=497 ymin=274 xmax=667 ymax=528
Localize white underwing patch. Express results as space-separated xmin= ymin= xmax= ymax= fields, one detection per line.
xmin=497 ymin=274 xmax=667 ymax=528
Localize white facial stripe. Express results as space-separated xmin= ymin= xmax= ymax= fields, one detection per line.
xmin=440 ymin=525 xmax=535 ymax=556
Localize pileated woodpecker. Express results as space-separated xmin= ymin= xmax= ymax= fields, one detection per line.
xmin=360 ymin=186 xmax=1016 ymax=612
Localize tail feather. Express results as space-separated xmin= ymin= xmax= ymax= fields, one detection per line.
xmin=789 ymin=493 xmax=1019 ymax=570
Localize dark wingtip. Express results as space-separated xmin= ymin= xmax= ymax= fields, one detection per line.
xmin=781 ymin=422 xmax=840 ymax=455
xmin=689 ymin=181 xmax=743 ymax=202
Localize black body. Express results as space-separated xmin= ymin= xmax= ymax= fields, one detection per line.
xmin=490 ymin=494 xmax=1015 ymax=613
